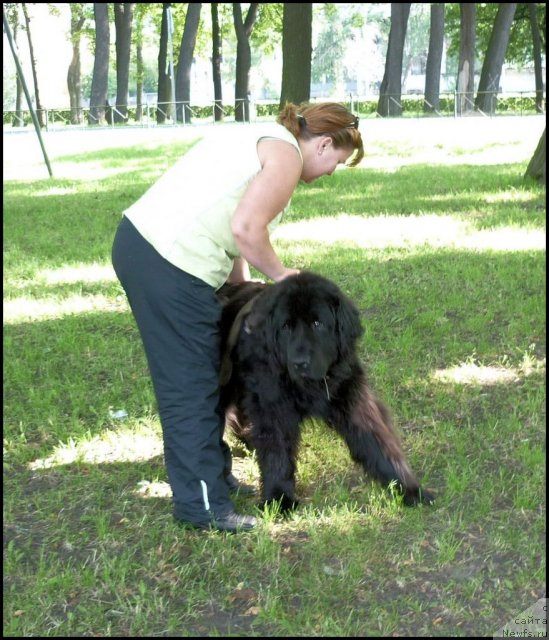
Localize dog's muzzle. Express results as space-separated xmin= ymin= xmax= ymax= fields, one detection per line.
xmin=291 ymin=355 xmax=311 ymax=377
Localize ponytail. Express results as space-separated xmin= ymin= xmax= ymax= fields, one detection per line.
xmin=278 ymin=101 xmax=364 ymax=166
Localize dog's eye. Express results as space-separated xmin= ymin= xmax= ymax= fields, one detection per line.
xmin=281 ymin=321 xmax=291 ymax=332
xmin=312 ymin=320 xmax=323 ymax=329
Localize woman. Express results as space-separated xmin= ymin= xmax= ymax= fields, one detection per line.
xmin=112 ymin=101 xmax=364 ymax=532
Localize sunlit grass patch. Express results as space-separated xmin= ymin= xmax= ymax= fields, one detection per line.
xmin=431 ymin=360 xmax=544 ymax=385
xmin=28 ymin=422 xmax=163 ymax=470
xmin=3 ymin=292 xmax=127 ymax=324
xmin=431 ymin=346 xmax=546 ymax=385
xmin=38 ymin=262 xmax=118 ymax=286
xmin=275 ymin=213 xmax=546 ymax=251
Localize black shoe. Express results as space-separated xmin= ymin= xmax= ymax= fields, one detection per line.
xmin=210 ymin=511 xmax=257 ymax=532
xmin=177 ymin=510 xmax=257 ymax=533
xmin=225 ymin=473 xmax=257 ymax=496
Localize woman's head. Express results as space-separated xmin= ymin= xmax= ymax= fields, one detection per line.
xmin=277 ymin=101 xmax=364 ymax=169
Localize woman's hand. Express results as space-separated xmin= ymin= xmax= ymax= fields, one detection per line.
xmin=274 ymin=268 xmax=300 ymax=282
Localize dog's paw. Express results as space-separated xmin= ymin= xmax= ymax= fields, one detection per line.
xmin=403 ymin=486 xmax=435 ymax=507
xmin=260 ymin=495 xmax=300 ymax=515
xmin=279 ymin=494 xmax=299 ymax=513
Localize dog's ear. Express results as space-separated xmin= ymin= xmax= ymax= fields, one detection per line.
xmin=334 ymin=291 xmax=363 ymax=356
xmin=243 ymin=309 xmax=264 ymax=334
xmin=244 ymin=286 xmax=289 ymax=358
xmin=242 ymin=287 xmax=274 ymax=335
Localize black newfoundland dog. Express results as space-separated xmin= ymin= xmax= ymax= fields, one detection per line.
xmin=218 ymin=272 xmax=433 ymax=511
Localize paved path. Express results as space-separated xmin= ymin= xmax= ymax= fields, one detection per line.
xmin=3 ymin=115 xmax=545 ymax=180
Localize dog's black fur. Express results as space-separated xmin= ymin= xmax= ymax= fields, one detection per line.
xmin=218 ymin=272 xmax=433 ymax=511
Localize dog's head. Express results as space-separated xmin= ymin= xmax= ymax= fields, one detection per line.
xmin=245 ymin=272 xmax=363 ymax=383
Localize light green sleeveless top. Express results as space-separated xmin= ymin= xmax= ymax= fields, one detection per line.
xmin=124 ymin=123 xmax=302 ymax=289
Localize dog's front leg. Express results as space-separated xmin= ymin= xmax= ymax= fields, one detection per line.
xmin=249 ymin=412 xmax=301 ymax=512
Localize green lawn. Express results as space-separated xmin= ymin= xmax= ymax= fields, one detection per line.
xmin=3 ymin=118 xmax=546 ymax=637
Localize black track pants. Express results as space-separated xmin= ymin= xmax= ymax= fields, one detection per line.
xmin=112 ymin=216 xmax=233 ymax=524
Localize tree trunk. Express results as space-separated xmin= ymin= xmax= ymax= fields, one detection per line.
xmin=456 ymin=3 xmax=476 ymax=116
xmin=134 ymin=5 xmax=145 ymax=122
xmin=525 ymin=128 xmax=546 ymax=185
xmin=280 ymin=3 xmax=312 ymax=108
xmin=211 ymin=3 xmax=224 ymax=122
xmin=67 ymin=4 xmax=86 ymax=125
xmin=233 ymin=3 xmax=259 ymax=123
xmin=424 ymin=3 xmax=445 ymax=114
xmin=89 ymin=2 xmax=110 ymax=126
xmin=475 ymin=3 xmax=517 ymax=115
xmin=157 ymin=3 xmax=171 ymax=124
xmin=175 ymin=3 xmax=202 ymax=124
xmin=21 ymin=3 xmax=45 ymax=127
xmin=15 ymin=71 xmax=24 ymax=127
xmin=528 ymin=3 xmax=544 ymax=114
xmin=114 ymin=3 xmax=134 ymax=123
xmin=377 ymin=3 xmax=411 ymax=117
xmin=5 ymin=5 xmax=24 ymax=127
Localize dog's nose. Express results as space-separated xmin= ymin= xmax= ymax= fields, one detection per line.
xmin=291 ymin=356 xmax=310 ymax=374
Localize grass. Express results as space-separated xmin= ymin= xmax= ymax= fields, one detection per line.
xmin=3 ymin=118 xmax=546 ymax=637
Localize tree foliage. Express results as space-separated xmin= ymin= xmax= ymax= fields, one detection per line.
xmin=312 ymin=3 xmax=364 ymax=87
xmin=445 ymin=2 xmax=546 ymax=67
xmin=4 ymin=2 xmax=546 ymax=127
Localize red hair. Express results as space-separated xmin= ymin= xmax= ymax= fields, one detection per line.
xmin=278 ymin=101 xmax=364 ymax=167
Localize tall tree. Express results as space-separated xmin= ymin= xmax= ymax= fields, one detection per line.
xmin=157 ymin=3 xmax=172 ymax=124
xmin=211 ymin=3 xmax=224 ymax=121
xmin=133 ymin=4 xmax=146 ymax=122
xmin=280 ymin=3 xmax=312 ymax=108
xmin=89 ymin=2 xmax=110 ymax=125
xmin=21 ymin=3 xmax=44 ymax=127
xmin=475 ymin=3 xmax=517 ymax=115
xmin=527 ymin=3 xmax=544 ymax=113
xmin=233 ymin=2 xmax=259 ymax=122
xmin=445 ymin=3 xmax=545 ymax=72
xmin=4 ymin=3 xmax=24 ymax=126
xmin=175 ymin=3 xmax=201 ymax=124
xmin=377 ymin=3 xmax=411 ymax=117
xmin=456 ymin=3 xmax=476 ymax=115
xmin=113 ymin=3 xmax=134 ymax=123
xmin=424 ymin=3 xmax=445 ymax=113
xmin=67 ymin=3 xmax=86 ymax=125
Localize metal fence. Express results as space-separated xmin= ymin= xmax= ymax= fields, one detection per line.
xmin=3 ymin=91 xmax=545 ymax=132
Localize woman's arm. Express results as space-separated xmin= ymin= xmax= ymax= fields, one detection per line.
xmin=226 ymin=257 xmax=251 ymax=283
xmin=230 ymin=139 xmax=302 ymax=282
